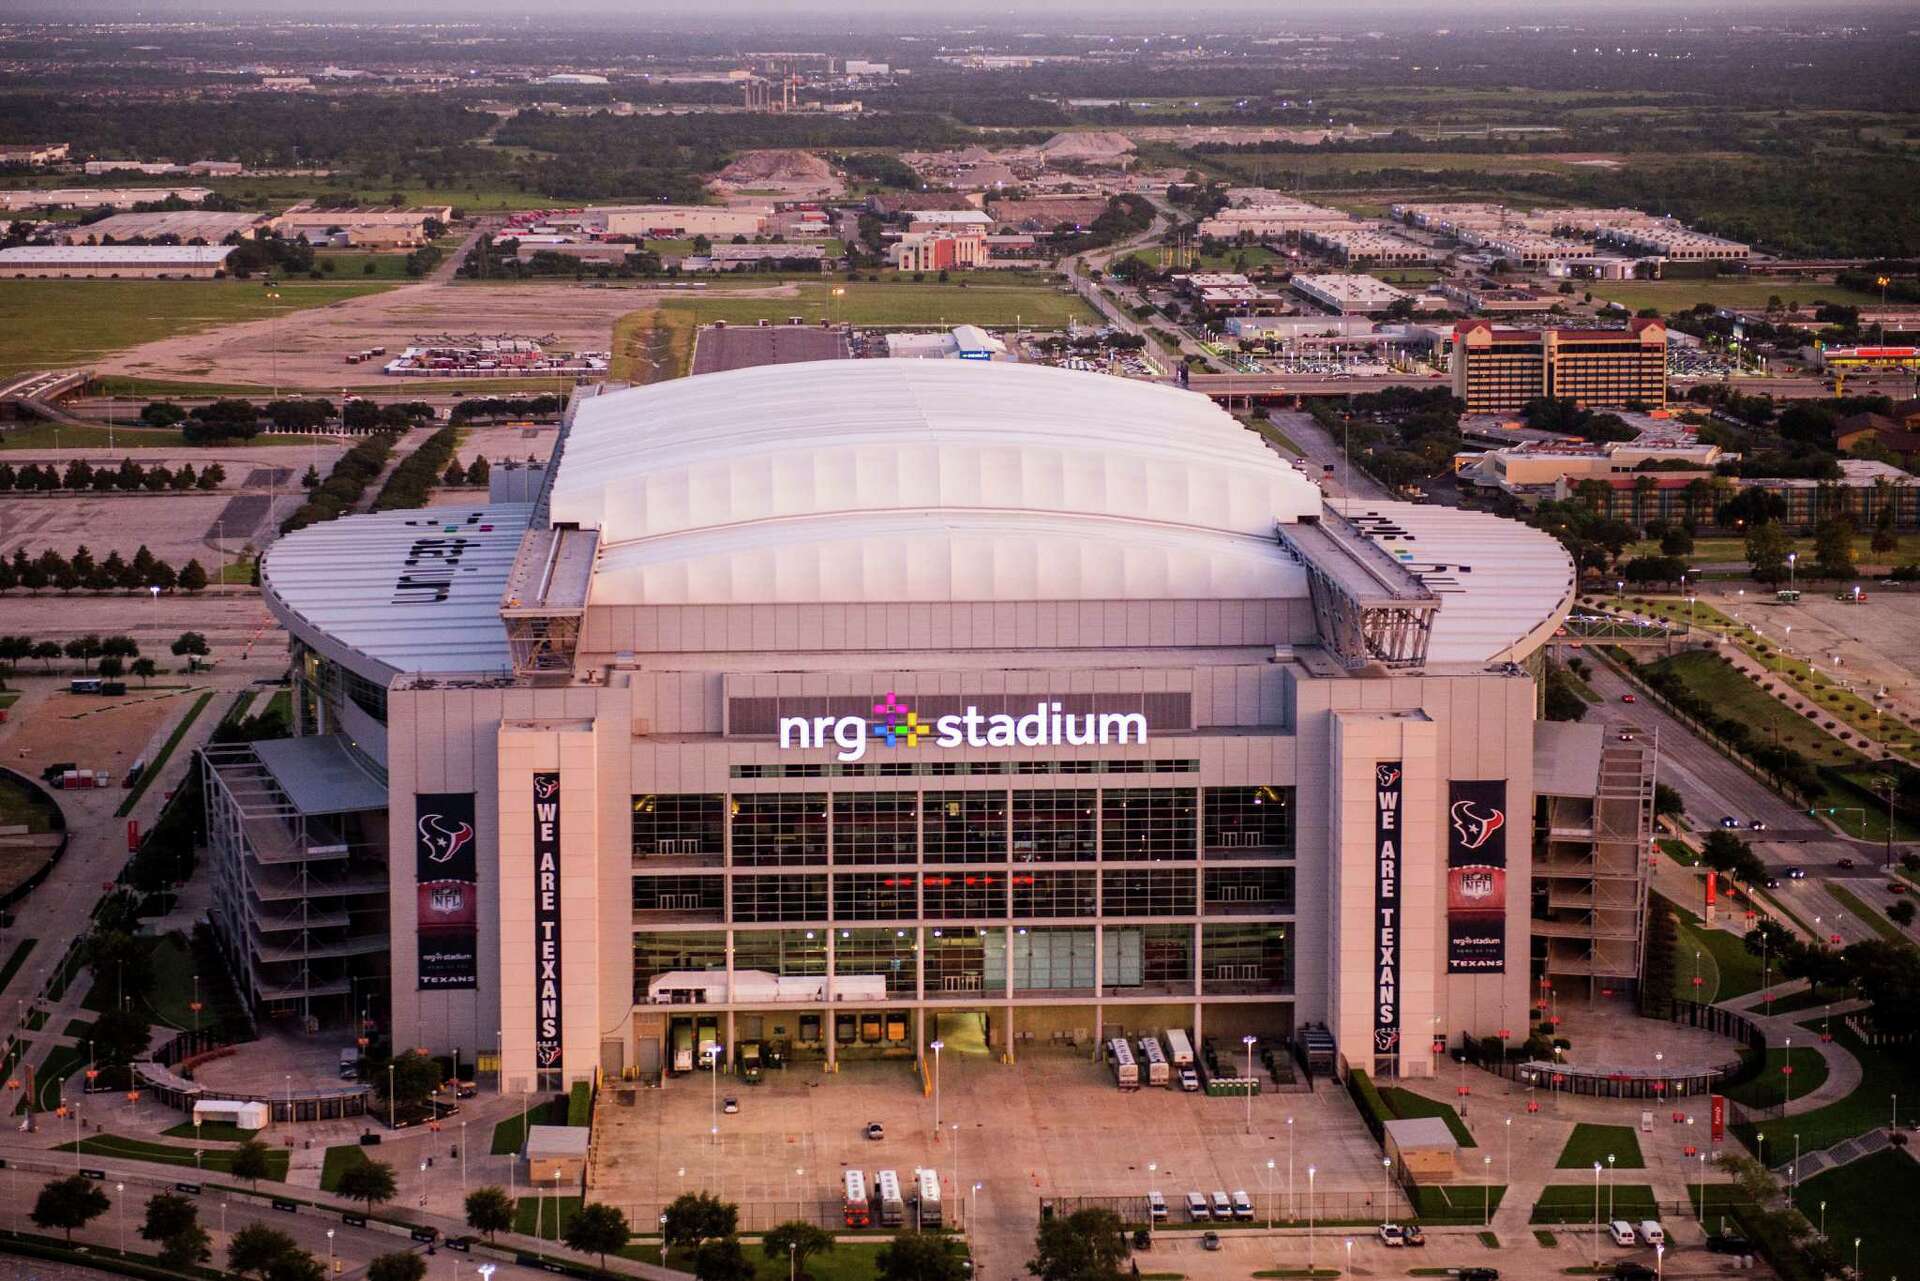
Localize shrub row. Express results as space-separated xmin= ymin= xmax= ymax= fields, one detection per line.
xmin=280 ymin=432 xmax=397 ymax=534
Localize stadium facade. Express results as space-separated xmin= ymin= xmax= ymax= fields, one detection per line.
xmin=218 ymin=359 xmax=1612 ymax=1094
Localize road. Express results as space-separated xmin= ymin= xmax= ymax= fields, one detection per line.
xmin=1264 ymin=408 xmax=1394 ymax=505
xmin=1575 ymin=650 xmax=1916 ymax=949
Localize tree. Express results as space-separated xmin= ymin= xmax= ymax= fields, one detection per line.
xmin=142 ymin=1192 xmax=212 ymax=1267
xmin=377 ymin=1049 xmax=442 ymax=1118
xmin=564 ymin=1202 xmax=633 ymax=1269
xmin=98 ymin=655 xmax=124 ymax=680
xmin=171 ymin=631 xmax=211 ymax=672
xmin=301 ymin=464 xmax=320 ymax=490
xmin=265 ymin=1249 xmax=328 ymax=1281
xmin=1744 ymin=521 xmax=1792 ymax=584
xmin=1890 ymin=899 xmax=1916 ymax=928
xmin=142 ymin=401 xmax=187 ymax=428
xmin=367 ymin=1253 xmax=429 ymax=1281
xmin=31 ymin=640 xmax=61 ymax=669
xmin=763 ymin=1221 xmax=835 ymax=1280
xmin=442 ymin=458 xmax=467 ymax=487
xmin=663 ymin=1192 xmax=739 ymax=1252
xmin=179 ymin=559 xmax=209 ymax=593
xmin=230 ymin=1138 xmax=275 ymax=1188
xmin=92 ymin=1004 xmax=153 ymax=1066
xmin=1660 ymin=526 xmax=1695 ymax=557
xmin=877 ymin=1232 xmax=967 ymax=1281
xmin=693 ymin=1237 xmax=756 ymax=1281
xmin=32 ymin=1174 xmax=110 ymax=1242
xmin=337 ymin=1157 xmax=398 ymax=1211
xmin=1700 ymin=831 xmax=1767 ymax=886
xmin=465 ymin=1186 xmax=515 ymax=1241
xmin=1654 ymin=783 xmax=1686 ymax=823
xmin=466 ymin=455 xmax=491 ymax=487
xmin=228 ymin=1224 xmax=299 ymax=1278
xmin=1813 ymin=517 xmax=1856 ymax=580
xmin=1028 ymin=1208 xmax=1130 ymax=1281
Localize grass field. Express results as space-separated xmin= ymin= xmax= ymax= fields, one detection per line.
xmin=26 ymin=1044 xmax=83 ymax=1111
xmin=624 ymin=1239 xmax=892 ymax=1281
xmin=162 ymin=1119 xmax=257 ymax=1142
xmin=0 ymin=280 xmax=394 ymax=378
xmin=56 ymin=1133 xmax=289 ymax=1179
xmin=117 ymin=690 xmax=212 ymax=818
xmin=1409 ymin=1184 xmax=1505 ymax=1225
xmin=1826 ymin=883 xmax=1907 ymax=942
xmin=194 ymin=178 xmax=555 ymax=213
xmin=1592 ymin=279 xmax=1885 ymax=315
xmin=1645 ymin=651 xmax=1864 ymax=771
xmin=1720 ymin=1047 xmax=1829 ymax=1110
xmin=0 ymin=939 xmax=36 ymax=991
xmin=1661 ymin=893 xmax=1764 ymax=1004
xmin=1379 ymin=1087 xmax=1477 ymax=1146
xmin=1732 ymin=1022 xmax=1911 ymax=1153
xmin=320 ymin=1143 xmax=372 ymax=1192
xmin=667 ymin=279 xmax=1096 ymax=329
xmin=0 ymin=420 xmax=315 ymax=451
xmin=142 ymin=931 xmax=245 ymax=1032
xmin=0 ymin=773 xmax=60 ymax=834
xmin=1529 ymin=1183 xmax=1659 ymax=1224
xmin=1556 ymin=1124 xmax=1645 ymax=1170
xmin=513 ymin=1194 xmax=585 ymax=1240
xmin=1793 ymin=1149 xmax=1919 ymax=1281
xmin=490 ymin=1095 xmax=568 ymax=1154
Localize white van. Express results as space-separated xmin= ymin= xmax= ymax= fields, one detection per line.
xmin=1147 ymin=1192 xmax=1168 ymax=1223
xmin=1210 ymin=1191 xmax=1231 ymax=1220
xmin=1638 ymin=1221 xmax=1665 ymax=1247
xmin=1185 ymin=1192 xmax=1209 ymax=1221
xmin=1230 ymin=1190 xmax=1253 ymax=1221
xmin=1608 ymin=1221 xmax=1636 ymax=1247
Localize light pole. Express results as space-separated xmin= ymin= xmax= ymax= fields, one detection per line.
xmin=659 ymin=1215 xmax=668 ymax=1267
xmin=1344 ymin=1238 xmax=1353 ymax=1279
xmin=327 ymin=1229 xmax=335 ymax=1276
xmin=420 ymin=1160 xmax=429 ymax=1212
xmin=711 ymin=1048 xmax=719 ymax=1148
xmin=461 ymin=1120 xmax=468 ymax=1193
xmin=1607 ymin=1153 xmax=1616 ymax=1222
xmin=1287 ymin=1116 xmax=1295 ymax=1220
xmin=1697 ymin=1153 xmax=1707 ymax=1226
xmin=1792 ymin=1133 xmax=1799 ymax=1191
xmin=1483 ymin=1155 xmax=1493 ymax=1227
xmin=1307 ymin=1166 xmax=1317 ymax=1273
xmin=389 ymin=1063 xmax=396 ymax=1130
xmin=1264 ymin=1159 xmax=1274 ymax=1232
xmin=1656 ymin=1242 xmax=1664 ymax=1280
xmin=1788 ymin=552 xmax=1797 ymax=595
xmin=1819 ymin=1200 xmax=1826 ymax=1239
xmin=1592 ymin=1162 xmax=1602 ymax=1268
xmin=1243 ymin=1036 xmax=1257 ymax=1133
xmin=478 ymin=1265 xmax=495 ymax=1281
xmin=1505 ymin=1116 xmax=1512 ymax=1184
xmin=1785 ymin=1037 xmax=1794 ymax=1111
xmin=931 ymin=1039 xmax=944 ymax=1136
xmin=116 ymin=1183 xmax=125 ymax=1255
xmin=1148 ymin=1162 xmax=1158 ymax=1244
xmin=788 ymin=1242 xmax=795 ymax=1281
xmin=1380 ymin=1157 xmax=1391 ymax=1227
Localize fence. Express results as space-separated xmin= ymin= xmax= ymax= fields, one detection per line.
xmin=1039 ymin=1190 xmax=1406 ymax=1228
xmin=1463 ymin=1001 xmax=1762 ymax=1100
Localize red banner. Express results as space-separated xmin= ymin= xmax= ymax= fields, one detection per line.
xmin=1710 ymin=1094 xmax=1726 ymax=1141
xmin=126 ymin=820 xmax=139 ymax=852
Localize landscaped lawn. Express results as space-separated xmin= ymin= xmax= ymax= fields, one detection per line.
xmin=1379 ymin=1087 xmax=1477 ymax=1146
xmin=1410 ymin=1184 xmax=1505 ymax=1225
xmin=0 ymin=280 xmax=393 ymax=377
xmin=1529 ymin=1183 xmax=1659 ymax=1224
xmin=1792 ymin=1149 xmax=1920 ymax=1281
xmin=1661 ymin=894 xmax=1764 ymax=1004
xmin=116 ymin=691 xmax=213 ymax=818
xmin=1645 ymin=651 xmax=1864 ymax=771
xmin=1592 ymin=279 xmax=1884 ymax=315
xmin=0 ymin=939 xmax=38 ymax=991
xmin=1827 ymin=883 xmax=1907 ymax=943
xmin=0 ymin=774 xmax=60 ymax=835
xmin=1731 ymin=1022 xmax=1913 ymax=1153
xmin=1720 ymin=1047 xmax=1829 ymax=1110
xmin=490 ymin=1095 xmax=568 ymax=1154
xmin=320 ymin=1143 xmax=373 ymax=1192
xmin=162 ymin=1119 xmax=262 ymax=1142
xmin=622 ymin=1240 xmax=893 ymax=1281
xmin=1555 ymin=1124 xmax=1645 ymax=1170
xmin=27 ymin=1044 xmax=84 ymax=1112
xmin=56 ymin=1133 xmax=289 ymax=1180
xmin=513 ymin=1194 xmax=585 ymax=1240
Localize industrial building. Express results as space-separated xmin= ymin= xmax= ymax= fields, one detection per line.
xmin=1451 ymin=320 xmax=1668 ymax=415
xmin=0 ymin=186 xmax=213 ymax=212
xmin=689 ymin=244 xmax=825 ymax=272
xmin=588 ymin=205 xmax=769 ymax=240
xmin=1300 ymin=228 xmax=1438 ymax=268
xmin=0 ymin=143 xmax=70 ymax=166
xmin=224 ymin=359 xmax=1614 ymax=1093
xmin=0 ymin=244 xmax=235 ymax=279
xmin=83 ymin=159 xmax=244 ymax=177
xmin=270 ymin=206 xmax=452 ymax=249
xmin=55 ymin=210 xmax=267 ymax=245
xmin=882 ymin=324 xmax=1006 ymax=359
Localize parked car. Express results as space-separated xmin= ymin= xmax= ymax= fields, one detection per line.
xmin=864 ymin=1122 xmax=884 ymax=1141
xmin=1707 ymin=1232 xmax=1751 ymax=1254
xmin=1621 ymin=693 xmax=1637 ymax=703
xmin=1608 ymin=1221 xmax=1636 ymax=1247
xmin=1458 ymin=1270 xmax=1499 ymax=1281
xmin=1401 ymin=1224 xmax=1425 ymax=1247
xmin=1720 ymin=815 xmax=1743 ymax=829
xmin=722 ymin=1097 xmax=738 ymax=1114
xmin=1200 ymin=1232 xmax=1221 ymax=1252
xmin=1378 ymin=1224 xmax=1406 ymax=1247
xmin=1890 ymin=882 xmax=1909 ymax=894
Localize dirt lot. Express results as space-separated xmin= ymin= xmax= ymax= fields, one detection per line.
xmin=3 ymin=683 xmax=202 ymax=780
xmin=94 ymin=279 xmax=802 ymax=390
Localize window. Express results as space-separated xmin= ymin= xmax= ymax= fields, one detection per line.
xmin=1203 ymin=787 xmax=1294 ymax=855
xmin=1101 ymin=788 xmax=1197 ymax=861
xmin=1140 ymin=924 xmax=1194 ymax=989
xmin=833 ymin=872 xmax=918 ymax=921
xmin=832 ymin=793 xmax=917 ymax=864
xmin=833 ymin=927 xmax=917 ymax=997
xmin=632 ymin=794 xmax=725 ymax=857
xmin=1011 ymin=870 xmax=1095 ymax=919
xmin=1012 ymin=790 xmax=1097 ymax=862
xmin=1204 ymin=867 xmax=1294 ymax=913
xmin=923 ymin=791 xmax=1007 ymax=863
xmin=731 ymin=793 xmax=827 ymax=866
xmin=631 ymin=876 xmax=723 ymax=915
xmin=925 ymin=927 xmax=997 ymax=994
xmin=734 ymin=928 xmax=827 ymax=978
xmin=632 ymin=929 xmax=725 ymax=1002
xmin=1101 ymin=868 xmax=1197 ymax=916
xmin=733 ymin=875 xmax=828 ymax=923
xmin=921 ymin=870 xmax=1006 ymax=920
xmin=1008 ymin=928 xmax=1096 ymax=993
xmin=1201 ymin=923 xmax=1292 ymax=994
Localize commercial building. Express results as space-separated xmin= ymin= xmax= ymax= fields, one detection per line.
xmin=1451 ymin=321 xmax=1667 ymax=415
xmin=0 ymin=143 xmax=70 ymax=166
xmin=1197 ymin=202 xmax=1354 ymax=240
xmin=83 ymin=159 xmax=244 ymax=177
xmin=1300 ymin=228 xmax=1438 ymax=268
xmin=882 ymin=325 xmax=1006 ymax=360
xmin=689 ymin=244 xmax=825 ymax=272
xmin=589 ymin=205 xmax=769 ymax=240
xmin=1594 ymin=223 xmax=1749 ymax=263
xmin=55 ymin=210 xmax=267 ymax=245
xmin=234 ymin=359 xmax=1595 ymax=1093
xmin=1556 ymin=459 xmax=1918 ymax=532
xmin=270 ymin=206 xmax=452 ymax=248
xmin=891 ymin=230 xmax=985 ymax=272
xmin=0 ymin=244 xmax=235 ymax=279
xmin=1291 ymin=273 xmax=1411 ymax=316
xmin=1453 ymin=430 xmax=1727 ymax=500
xmin=905 ymin=210 xmax=995 ymax=233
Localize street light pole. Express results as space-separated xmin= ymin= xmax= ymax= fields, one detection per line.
xmin=1287 ymin=1116 xmax=1295 ymax=1220
xmin=1307 ymin=1166 xmax=1316 ymax=1273
xmin=1380 ymin=1157 xmax=1391 ymax=1227
xmin=1242 ymin=1036 xmax=1256 ymax=1134
xmin=931 ymin=1039 xmax=944 ymax=1136
xmin=1592 ymin=1162 xmax=1602 ymax=1268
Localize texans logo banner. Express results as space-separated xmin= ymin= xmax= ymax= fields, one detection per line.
xmin=1373 ymin=760 xmax=1403 ymax=1058
xmin=532 ymin=772 xmax=564 ymax=1074
xmin=417 ymin=792 xmax=479 ymax=989
xmin=1447 ymin=780 xmax=1508 ymax=973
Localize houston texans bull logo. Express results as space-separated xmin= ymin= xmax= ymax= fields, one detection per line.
xmin=1449 ymin=799 xmax=1506 ymax=851
xmin=418 ymin=811 xmax=474 ymax=865
xmin=1375 ymin=764 xmax=1401 ymax=789
xmin=534 ymin=775 xmax=559 ymax=802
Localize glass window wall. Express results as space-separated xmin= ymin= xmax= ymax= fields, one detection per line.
xmin=731 ymin=793 xmax=827 ymax=866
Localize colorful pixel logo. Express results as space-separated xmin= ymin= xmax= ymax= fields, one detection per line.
xmin=869 ymin=692 xmax=928 ymax=748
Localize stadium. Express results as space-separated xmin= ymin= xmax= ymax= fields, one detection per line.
xmin=219 ymin=358 xmax=1606 ymax=1095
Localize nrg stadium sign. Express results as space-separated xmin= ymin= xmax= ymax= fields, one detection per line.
xmin=780 ymin=692 xmax=1148 ymax=763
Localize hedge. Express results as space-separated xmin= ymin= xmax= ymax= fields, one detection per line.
xmin=567 ymin=1079 xmax=592 ymax=1127
xmin=1346 ymin=1068 xmax=1391 ymax=1143
xmin=371 ymin=426 xmax=461 ymax=512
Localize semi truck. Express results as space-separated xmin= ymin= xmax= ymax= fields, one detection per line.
xmin=1108 ymin=1037 xmax=1139 ymax=1091
xmin=1137 ymin=1035 xmax=1170 ymax=1087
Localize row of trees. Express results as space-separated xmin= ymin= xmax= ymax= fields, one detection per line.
xmin=449 ymin=394 xmax=565 ymax=423
xmin=143 ymin=398 xmax=438 ymax=441
xmin=371 ymin=426 xmax=461 ymax=511
xmin=281 ymin=433 xmax=396 ymax=534
xmin=0 ymin=631 xmax=210 ymax=675
xmin=1615 ymin=650 xmax=1821 ymax=798
xmin=0 ymin=458 xmax=226 ymax=493
xmin=0 ymin=546 xmax=212 ymax=596
xmin=652 ymin=1191 xmax=969 ymax=1281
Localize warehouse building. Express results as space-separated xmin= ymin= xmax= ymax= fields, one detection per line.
xmin=56 ymin=210 xmax=267 ymax=245
xmin=1291 ymin=273 xmax=1411 ymax=316
xmin=1451 ymin=320 xmax=1667 ymax=415
xmin=0 ymin=186 xmax=213 ymax=212
xmin=231 ymin=360 xmax=1600 ymax=1093
xmin=0 ymin=244 xmax=235 ymax=278
xmin=589 ymin=205 xmax=770 ymax=240
xmin=270 ymin=206 xmax=452 ymax=249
